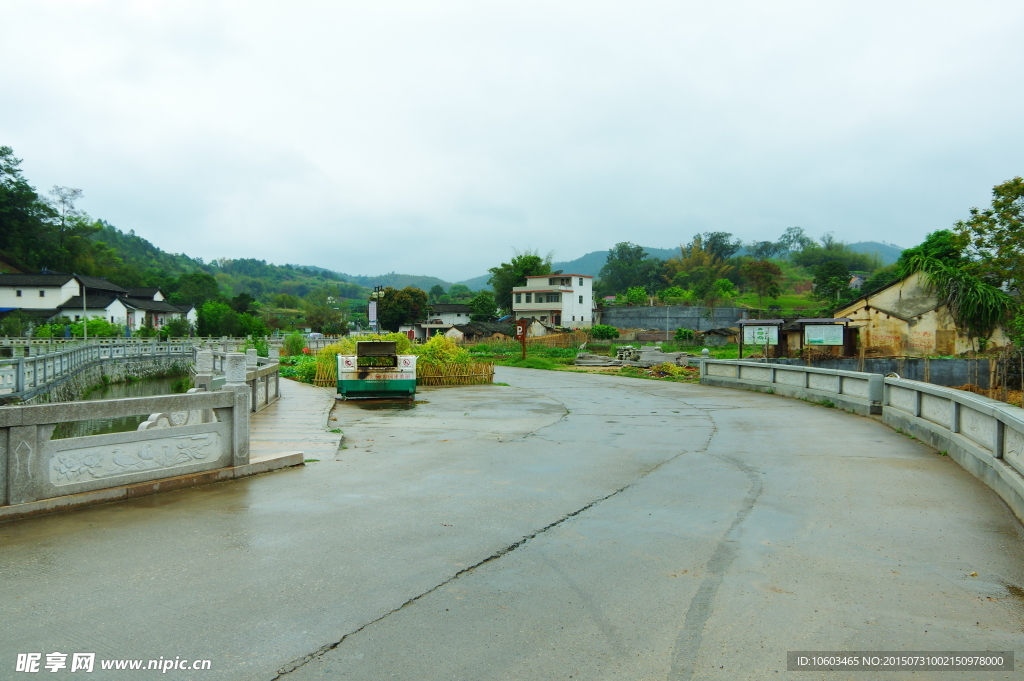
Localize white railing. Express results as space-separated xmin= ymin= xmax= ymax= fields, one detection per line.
xmin=700 ymin=359 xmax=884 ymax=415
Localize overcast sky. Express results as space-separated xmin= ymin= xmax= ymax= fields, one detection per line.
xmin=2 ymin=1 xmax=1022 ymax=281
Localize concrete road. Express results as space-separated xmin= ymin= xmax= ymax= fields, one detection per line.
xmin=2 ymin=368 xmax=1023 ymax=680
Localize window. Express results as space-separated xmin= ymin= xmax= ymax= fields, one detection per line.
xmin=525 ymin=293 xmax=532 ymax=303
xmin=15 ymin=290 xmax=21 ymax=297
xmin=548 ymin=278 xmax=557 ymax=285
xmin=515 ymin=293 xmax=521 ymax=303
xmin=39 ymin=290 xmax=45 ymax=297
xmin=579 ymin=278 xmax=583 ymax=286
xmin=579 ymin=295 xmax=583 ymax=304
xmin=456 ymin=313 xmax=462 ymax=317
xmin=540 ymin=316 xmax=547 ymax=321
xmin=546 ymin=293 xmax=560 ymax=303
xmin=572 ymin=316 xmax=575 ymax=321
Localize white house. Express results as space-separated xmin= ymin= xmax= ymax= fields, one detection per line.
xmin=0 ymin=273 xmax=84 ymax=311
xmin=0 ymin=273 xmax=190 ymax=331
xmin=512 ymin=274 xmax=595 ymax=328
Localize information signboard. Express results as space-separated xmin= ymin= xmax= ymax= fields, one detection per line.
xmin=804 ymin=324 xmax=844 ymax=345
xmin=742 ymin=325 xmax=779 ymax=345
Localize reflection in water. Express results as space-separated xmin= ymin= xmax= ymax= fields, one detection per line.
xmin=51 ymin=376 xmax=187 ymax=440
xmin=350 ymin=399 xmax=418 ymax=411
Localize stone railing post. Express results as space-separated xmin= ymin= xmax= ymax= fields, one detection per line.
xmin=268 ymin=347 xmax=280 ymax=361
xmin=246 ymin=349 xmax=258 ymax=369
xmin=194 ymin=350 xmax=214 ymax=391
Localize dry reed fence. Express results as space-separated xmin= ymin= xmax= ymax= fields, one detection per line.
xmin=416 ymin=362 xmax=494 ymax=386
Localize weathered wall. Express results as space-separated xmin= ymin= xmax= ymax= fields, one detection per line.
xmin=834 ymin=271 xmax=1010 ymax=356
xmin=599 ymin=306 xmax=747 ymax=332
xmin=21 ymin=356 xmax=191 ymax=404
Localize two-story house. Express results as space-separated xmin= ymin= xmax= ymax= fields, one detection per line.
xmin=512 ymin=274 xmax=594 ymax=328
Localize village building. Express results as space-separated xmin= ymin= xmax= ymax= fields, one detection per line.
xmin=512 ymin=274 xmax=595 ymax=328
xmin=0 ymin=273 xmax=191 ymax=332
xmin=832 ymin=271 xmax=1010 ymax=356
xmin=444 ymin=322 xmax=516 ymax=344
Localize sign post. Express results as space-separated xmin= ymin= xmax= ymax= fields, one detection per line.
xmin=515 ymin=319 xmax=528 ymax=360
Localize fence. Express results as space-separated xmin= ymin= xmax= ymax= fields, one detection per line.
xmin=0 ymin=341 xmax=195 ymax=400
xmin=417 ymin=362 xmax=494 ymax=386
xmin=0 ymin=389 xmax=250 ymax=509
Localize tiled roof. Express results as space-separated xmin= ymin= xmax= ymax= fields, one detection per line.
xmin=57 ymin=294 xmax=124 ymax=310
xmin=77 ymin=275 xmax=129 ymax=293
xmin=0 ymin=273 xmax=76 ymax=286
xmin=430 ymin=304 xmax=472 ymax=313
xmin=121 ymin=297 xmax=182 ymax=313
xmin=126 ymin=287 xmax=161 ymax=299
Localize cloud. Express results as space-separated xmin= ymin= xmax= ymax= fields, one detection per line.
xmin=2 ymin=0 xmax=1023 ymax=280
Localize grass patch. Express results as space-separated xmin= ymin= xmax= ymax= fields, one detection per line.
xmin=494 ymin=382 xmax=510 ymax=386
xmin=329 ymin=428 xmax=342 ymax=433
xmin=498 ymin=356 xmax=562 ymax=370
xmin=304 ymin=459 xmax=320 ymax=462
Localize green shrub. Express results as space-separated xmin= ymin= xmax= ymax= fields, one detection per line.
xmin=674 ymin=328 xmax=694 ymax=341
xmin=282 ymin=332 xmax=306 ymax=356
xmin=590 ymin=324 xmax=620 ymax=340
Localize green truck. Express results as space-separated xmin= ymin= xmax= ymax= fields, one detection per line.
xmin=337 ymin=341 xmax=417 ymax=399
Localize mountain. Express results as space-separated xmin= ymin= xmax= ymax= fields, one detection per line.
xmin=455 ymin=246 xmax=681 ymax=289
xmin=847 ymin=241 xmax=903 ymax=265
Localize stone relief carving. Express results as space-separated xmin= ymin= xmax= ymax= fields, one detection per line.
xmin=257 ymin=382 xmax=267 ymax=407
xmin=52 ymin=433 xmax=220 ymax=485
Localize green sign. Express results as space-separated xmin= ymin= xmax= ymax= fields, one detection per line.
xmin=804 ymin=324 xmax=844 ymax=345
xmin=742 ymin=325 xmax=778 ymax=345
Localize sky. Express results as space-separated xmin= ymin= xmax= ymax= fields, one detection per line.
xmin=2 ymin=1 xmax=1023 ymax=282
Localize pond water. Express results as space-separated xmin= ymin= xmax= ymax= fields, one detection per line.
xmin=51 ymin=375 xmax=188 ymax=440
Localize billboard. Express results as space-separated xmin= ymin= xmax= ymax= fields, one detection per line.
xmin=804 ymin=324 xmax=844 ymax=345
xmin=742 ymin=325 xmax=779 ymax=345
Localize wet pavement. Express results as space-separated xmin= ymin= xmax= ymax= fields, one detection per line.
xmin=2 ymin=368 xmax=1024 ymax=680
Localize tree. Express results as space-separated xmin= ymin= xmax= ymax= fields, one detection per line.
xmin=598 ymin=242 xmax=663 ymax=295
xmin=624 ymin=286 xmax=648 ymax=305
xmin=699 ymin=232 xmax=742 ymax=261
xmin=740 ymin=260 xmax=784 ymax=309
xmin=747 ymin=240 xmax=782 ymax=260
xmin=302 ymin=285 xmax=345 ymax=333
xmin=197 ymin=301 xmax=237 ymax=336
xmin=955 ymin=177 xmax=1024 ymax=293
xmin=487 ymin=250 xmax=552 ymax=313
xmin=447 ymin=284 xmax=473 ymax=301
xmin=429 ymin=284 xmax=446 ymax=302
xmin=230 ymin=292 xmax=258 ymax=314
xmin=813 ymin=261 xmax=850 ymax=301
xmin=896 ymin=229 xmax=966 ymax=271
xmin=663 ymin=237 xmax=733 ymax=292
xmin=172 ymin=272 xmax=222 ymax=306
xmin=776 ymin=226 xmax=815 ymax=256
xmin=377 ymin=286 xmax=428 ymax=331
xmin=160 ymin=317 xmax=193 ymax=339
xmin=0 ymin=146 xmax=58 ymax=271
xmin=468 ymin=290 xmax=497 ymax=322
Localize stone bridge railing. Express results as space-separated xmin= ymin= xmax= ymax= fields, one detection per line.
xmin=0 ymin=341 xmax=195 ymax=399
xmin=700 ymin=359 xmax=883 ymax=415
xmin=700 ymin=359 xmax=1024 ymax=525
xmin=0 ymin=389 xmax=249 ymax=508
xmin=193 ymin=350 xmax=281 ymax=413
